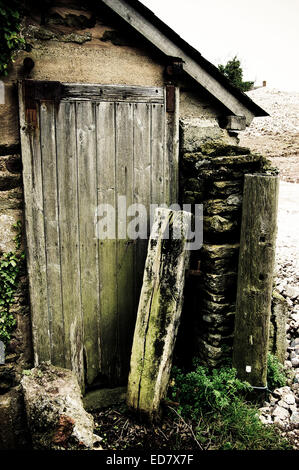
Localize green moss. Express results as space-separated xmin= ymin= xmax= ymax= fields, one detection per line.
xmin=0 ymin=1 xmax=26 ymax=76
xmin=199 ymin=143 xmax=251 ymax=157
xmin=267 ymin=353 xmax=287 ymax=390
xmin=0 ymin=221 xmax=25 ymax=344
xmin=272 ymin=290 xmax=285 ymax=303
xmin=182 ymin=191 xmax=195 ymax=204
xmin=184 ymin=178 xmax=201 ymax=192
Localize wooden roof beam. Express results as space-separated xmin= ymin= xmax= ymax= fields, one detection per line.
xmin=101 ymin=0 xmax=256 ymax=125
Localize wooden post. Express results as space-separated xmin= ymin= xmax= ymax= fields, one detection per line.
xmin=127 ymin=208 xmax=191 ymax=421
xmin=233 ymin=174 xmax=279 ymax=387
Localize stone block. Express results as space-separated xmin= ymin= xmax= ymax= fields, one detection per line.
xmin=202 ymin=272 xmax=237 ymax=295
xmin=221 ymin=115 xmax=246 ymax=131
xmin=196 ymin=338 xmax=223 ymax=364
xmin=204 ymin=215 xmax=238 ymax=234
xmin=0 ymin=362 xmax=16 ymax=394
xmin=204 ymin=195 xmax=242 ymax=215
xmin=208 ymin=180 xmax=243 ymax=198
xmin=180 ymin=118 xmax=233 ymax=153
xmin=201 ymin=311 xmax=235 ymax=327
xmin=200 ymin=332 xmax=234 ymax=348
xmin=21 ymin=363 xmax=102 ymax=449
xmin=269 ymin=290 xmax=287 ymax=364
xmin=201 ymin=243 xmax=240 ymax=260
xmin=0 ymin=210 xmax=23 ymax=253
xmin=0 ymin=171 xmax=22 ymax=191
xmin=202 ymin=290 xmax=228 ymax=303
xmin=0 ymin=85 xmax=19 ymax=148
xmin=202 ymin=299 xmax=231 ymax=314
xmin=0 ymin=187 xmax=23 ymax=210
xmin=0 ymin=387 xmax=29 ymax=449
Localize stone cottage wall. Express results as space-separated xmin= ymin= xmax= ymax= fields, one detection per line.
xmin=178 ymin=119 xmax=277 ymax=367
xmin=0 ymin=148 xmax=32 ymax=449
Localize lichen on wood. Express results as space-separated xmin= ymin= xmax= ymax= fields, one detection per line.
xmin=127 ymin=208 xmax=191 ymax=421
xmin=232 ymin=174 xmax=279 ymax=387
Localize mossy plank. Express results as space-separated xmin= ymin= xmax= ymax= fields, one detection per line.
xmin=232 ymin=174 xmax=279 ymax=387
xmin=56 ymin=102 xmax=85 ymax=391
xmin=127 ymin=208 xmax=191 ymax=421
xmin=76 ymin=101 xmax=101 ymax=387
xmin=18 ymin=84 xmax=51 ymax=365
xmin=96 ymin=102 xmax=118 ymax=384
xmin=115 ymin=102 xmax=135 ymax=384
xmin=39 ymin=102 xmax=64 ymax=366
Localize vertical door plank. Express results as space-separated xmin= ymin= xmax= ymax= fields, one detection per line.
xmin=39 ymin=101 xmax=64 ymax=366
xmin=56 ymin=102 xmax=84 ymax=391
xmin=151 ymin=103 xmax=165 ymax=206
xmin=165 ymin=87 xmax=179 ymax=204
xmin=115 ymin=102 xmax=135 ymax=383
xmin=18 ymin=85 xmax=51 ymax=364
xmin=76 ymin=101 xmax=100 ymax=386
xmin=96 ymin=102 xmax=118 ymax=383
xmin=133 ymin=102 xmax=151 ymax=306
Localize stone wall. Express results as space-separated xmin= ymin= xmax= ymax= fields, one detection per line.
xmin=178 ymin=119 xmax=277 ymax=367
xmin=0 ymin=146 xmax=32 ymax=449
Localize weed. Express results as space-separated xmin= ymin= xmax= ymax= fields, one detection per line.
xmin=267 ymin=353 xmax=287 ymax=390
xmin=168 ymin=358 xmax=290 ymax=450
xmin=0 ymin=222 xmax=25 ymax=344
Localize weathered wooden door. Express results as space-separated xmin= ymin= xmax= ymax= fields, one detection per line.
xmin=19 ymin=80 xmax=178 ymax=390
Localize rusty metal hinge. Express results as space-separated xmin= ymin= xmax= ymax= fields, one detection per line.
xmin=166 ymin=84 xmax=175 ymax=113
xmin=23 ymin=80 xmax=62 ymax=127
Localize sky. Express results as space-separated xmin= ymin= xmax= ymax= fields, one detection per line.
xmin=140 ymin=0 xmax=299 ymax=92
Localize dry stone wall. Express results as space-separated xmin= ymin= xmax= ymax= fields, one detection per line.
xmin=0 ymin=145 xmax=32 ymax=449
xmin=179 ymin=119 xmax=278 ymax=366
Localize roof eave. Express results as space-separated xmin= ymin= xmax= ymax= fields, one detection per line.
xmin=100 ymin=0 xmax=268 ymax=122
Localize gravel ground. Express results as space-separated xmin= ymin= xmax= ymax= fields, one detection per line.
xmin=263 ymin=181 xmax=299 ymax=449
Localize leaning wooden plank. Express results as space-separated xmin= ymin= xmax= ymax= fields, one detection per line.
xmin=18 ymin=83 xmax=51 ymax=364
xmin=232 ymin=174 xmax=279 ymax=388
xmin=127 ymin=208 xmax=191 ymax=421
